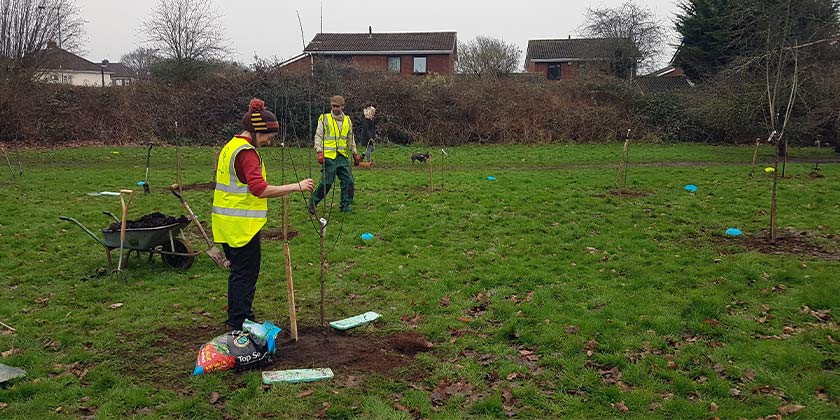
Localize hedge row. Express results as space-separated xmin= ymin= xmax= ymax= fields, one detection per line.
xmin=1 ymin=63 xmax=836 ymax=147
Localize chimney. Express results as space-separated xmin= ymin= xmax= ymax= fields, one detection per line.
xmin=369 ymin=26 xmax=373 ymax=39
xmin=568 ymin=34 xmax=571 ymax=40
xmin=47 ymin=40 xmax=57 ymax=49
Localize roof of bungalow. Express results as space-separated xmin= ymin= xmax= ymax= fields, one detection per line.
xmin=303 ymin=31 xmax=457 ymax=55
xmin=526 ymin=38 xmax=641 ymax=62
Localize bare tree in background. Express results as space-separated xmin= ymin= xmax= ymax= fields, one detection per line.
xmin=142 ymin=0 xmax=229 ymax=63
xmin=0 ymin=0 xmax=85 ymax=77
xmin=456 ymin=36 xmax=521 ymax=77
xmin=580 ymin=0 xmax=666 ymax=72
xmin=120 ymin=47 xmax=159 ymax=79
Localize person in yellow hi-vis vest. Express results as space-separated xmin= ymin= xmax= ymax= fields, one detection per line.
xmin=212 ymin=98 xmax=314 ymax=330
xmin=309 ymin=95 xmax=360 ymax=214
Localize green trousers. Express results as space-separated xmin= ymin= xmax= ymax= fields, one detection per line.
xmin=310 ymin=154 xmax=354 ymax=211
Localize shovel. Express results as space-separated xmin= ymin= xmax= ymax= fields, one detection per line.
xmin=141 ymin=144 xmax=152 ymax=194
xmin=169 ymin=184 xmax=229 ymax=269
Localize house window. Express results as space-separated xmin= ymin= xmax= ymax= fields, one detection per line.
xmin=388 ymin=56 xmax=401 ymax=73
xmin=547 ymin=63 xmax=561 ymax=80
xmin=413 ymin=56 xmax=427 ymax=74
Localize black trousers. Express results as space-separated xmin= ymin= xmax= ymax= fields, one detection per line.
xmin=221 ymin=232 xmax=261 ymax=330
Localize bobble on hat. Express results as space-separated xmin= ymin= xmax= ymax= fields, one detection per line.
xmin=249 ymin=98 xmax=266 ymax=112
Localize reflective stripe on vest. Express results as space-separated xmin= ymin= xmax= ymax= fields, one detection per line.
xmin=321 ymin=113 xmax=351 ymax=159
xmin=211 ymin=206 xmax=268 ymax=218
xmin=211 ymin=137 xmax=268 ymax=247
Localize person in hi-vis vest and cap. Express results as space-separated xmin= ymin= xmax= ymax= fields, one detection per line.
xmin=309 ymin=95 xmax=360 ymax=213
xmin=212 ymin=98 xmax=314 ymax=330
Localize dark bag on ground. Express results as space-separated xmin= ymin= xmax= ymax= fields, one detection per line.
xmin=193 ymin=320 xmax=282 ymax=375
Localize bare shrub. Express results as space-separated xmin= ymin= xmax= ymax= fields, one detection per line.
xmin=4 ymin=62 xmax=836 ymax=147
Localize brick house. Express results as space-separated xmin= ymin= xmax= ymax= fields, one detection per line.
xmin=279 ymin=29 xmax=457 ymax=75
xmin=525 ymin=38 xmax=641 ymax=80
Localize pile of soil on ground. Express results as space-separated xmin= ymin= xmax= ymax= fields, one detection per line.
xmin=738 ymin=231 xmax=840 ymax=260
xmin=714 ymin=229 xmax=840 ymax=260
xmin=124 ymin=325 xmax=433 ymax=391
xmin=107 ymin=212 xmax=189 ymax=230
xmin=262 ymin=227 xmax=300 ymax=241
xmin=269 ymin=328 xmax=433 ymax=373
xmin=178 ymin=182 xmax=214 ymax=191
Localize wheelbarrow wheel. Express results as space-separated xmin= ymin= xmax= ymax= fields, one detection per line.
xmin=162 ymin=238 xmax=194 ymax=270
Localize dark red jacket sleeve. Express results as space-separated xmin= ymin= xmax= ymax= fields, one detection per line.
xmin=233 ymin=149 xmax=268 ymax=197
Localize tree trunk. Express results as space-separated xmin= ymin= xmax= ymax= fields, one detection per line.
xmin=770 ymin=155 xmax=779 ymax=243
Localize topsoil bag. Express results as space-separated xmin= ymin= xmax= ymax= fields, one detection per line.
xmin=193 ymin=320 xmax=282 ymax=375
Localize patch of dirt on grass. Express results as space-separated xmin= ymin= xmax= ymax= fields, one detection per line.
xmin=118 ymin=323 xmax=230 ymax=390
xmin=261 ymin=227 xmax=299 ymax=241
xmin=127 ymin=325 xmax=431 ymax=389
xmin=716 ymin=229 xmax=839 ymax=260
xmin=270 ymin=327 xmax=430 ymax=373
xmin=178 ymin=182 xmax=214 ymax=191
xmin=597 ymin=189 xmax=651 ymax=198
xmin=128 ymin=324 xmax=434 ymax=390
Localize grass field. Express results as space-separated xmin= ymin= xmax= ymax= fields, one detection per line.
xmin=1 ymin=143 xmax=839 ymax=419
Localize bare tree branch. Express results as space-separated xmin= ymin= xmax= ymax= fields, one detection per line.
xmin=580 ymin=0 xmax=667 ymax=72
xmin=456 ymin=36 xmax=521 ymax=77
xmin=0 ymin=0 xmax=85 ymax=77
xmin=120 ymin=47 xmax=160 ymax=79
xmin=142 ymin=0 xmax=229 ymax=63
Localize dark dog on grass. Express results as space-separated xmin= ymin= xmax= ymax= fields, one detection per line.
xmin=410 ymin=152 xmax=430 ymax=163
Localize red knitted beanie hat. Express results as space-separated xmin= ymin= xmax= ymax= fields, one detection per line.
xmin=242 ymin=98 xmax=279 ymax=133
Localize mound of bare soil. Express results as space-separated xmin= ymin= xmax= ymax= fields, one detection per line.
xmin=715 ymin=229 xmax=839 ymax=260
xmin=178 ymin=182 xmax=214 ymax=191
xmin=107 ymin=212 xmax=189 ymax=230
xmin=133 ymin=324 xmax=433 ymax=391
xmin=271 ymin=327 xmax=433 ymax=373
xmin=262 ymin=228 xmax=300 ymax=241
xmin=739 ymin=231 xmax=840 ymax=260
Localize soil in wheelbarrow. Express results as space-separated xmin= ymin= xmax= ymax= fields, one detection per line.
xmin=107 ymin=211 xmax=189 ymax=231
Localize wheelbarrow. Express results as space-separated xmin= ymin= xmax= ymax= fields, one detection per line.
xmin=59 ymin=211 xmax=199 ymax=270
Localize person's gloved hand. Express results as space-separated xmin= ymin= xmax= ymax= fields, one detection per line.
xmin=353 ymin=153 xmax=361 ymax=166
xmin=317 ymin=152 xmax=324 ymax=165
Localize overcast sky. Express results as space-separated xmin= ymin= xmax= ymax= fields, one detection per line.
xmin=78 ymin=0 xmax=681 ymax=69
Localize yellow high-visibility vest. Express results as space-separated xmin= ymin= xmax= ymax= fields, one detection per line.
xmin=211 ymin=137 xmax=268 ymax=247
xmin=320 ymin=113 xmax=352 ymax=159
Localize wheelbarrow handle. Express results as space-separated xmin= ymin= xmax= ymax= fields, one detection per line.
xmin=59 ymin=216 xmax=107 ymax=248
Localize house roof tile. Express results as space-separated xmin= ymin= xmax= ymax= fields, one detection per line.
xmin=105 ymin=62 xmax=136 ymax=78
xmin=304 ymin=31 xmax=457 ymax=53
xmin=526 ymin=38 xmax=640 ymax=61
xmin=42 ymin=46 xmax=113 ymax=73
